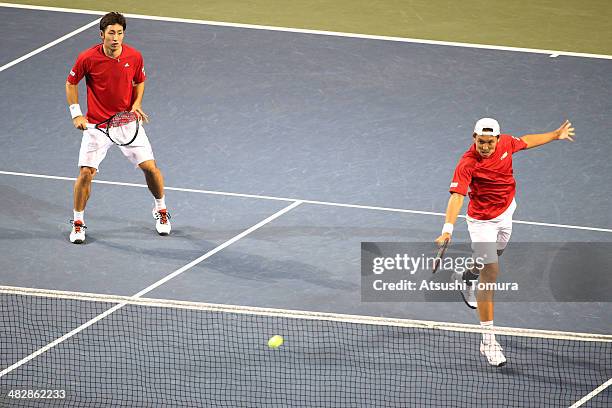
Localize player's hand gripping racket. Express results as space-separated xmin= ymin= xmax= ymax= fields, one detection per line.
xmin=87 ymin=111 xmax=140 ymax=146
xmin=432 ymin=238 xmax=449 ymax=273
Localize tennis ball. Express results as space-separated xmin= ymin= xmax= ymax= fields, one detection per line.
xmin=267 ymin=335 xmax=284 ymax=349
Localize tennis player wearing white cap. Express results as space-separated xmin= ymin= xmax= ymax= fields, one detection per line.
xmin=435 ymin=118 xmax=575 ymax=366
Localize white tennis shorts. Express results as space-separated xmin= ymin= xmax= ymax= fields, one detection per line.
xmin=78 ymin=126 xmax=154 ymax=170
xmin=466 ymin=199 xmax=516 ymax=264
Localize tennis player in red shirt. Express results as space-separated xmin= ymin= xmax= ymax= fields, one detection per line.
xmin=435 ymin=118 xmax=575 ymax=366
xmin=66 ymin=12 xmax=171 ymax=243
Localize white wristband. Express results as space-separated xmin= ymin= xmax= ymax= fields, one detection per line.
xmin=69 ymin=104 xmax=83 ymax=119
xmin=442 ymin=223 xmax=454 ymax=235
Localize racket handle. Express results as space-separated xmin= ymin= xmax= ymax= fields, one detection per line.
xmin=85 ymin=124 xmax=96 ymax=129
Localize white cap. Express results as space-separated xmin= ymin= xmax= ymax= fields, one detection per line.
xmin=474 ymin=118 xmax=500 ymax=136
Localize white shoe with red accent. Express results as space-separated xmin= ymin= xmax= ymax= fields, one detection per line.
xmin=69 ymin=220 xmax=86 ymax=244
xmin=152 ymin=208 xmax=171 ymax=235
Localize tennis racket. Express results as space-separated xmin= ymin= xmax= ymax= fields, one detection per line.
xmin=432 ymin=238 xmax=449 ymax=273
xmin=87 ymin=111 xmax=140 ymax=146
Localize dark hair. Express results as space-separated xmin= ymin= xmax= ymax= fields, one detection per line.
xmin=100 ymin=12 xmax=126 ymax=32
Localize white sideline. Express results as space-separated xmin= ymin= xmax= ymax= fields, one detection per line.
xmin=0 ymin=17 xmax=99 ymax=72
xmin=0 ymin=200 xmax=302 ymax=378
xmin=0 ymin=2 xmax=611 ymax=60
xmin=569 ymin=377 xmax=612 ymax=407
xmin=1 ymin=169 xmax=611 ymax=233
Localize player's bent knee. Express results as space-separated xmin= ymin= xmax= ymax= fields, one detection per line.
xmin=78 ymin=167 xmax=96 ymax=181
xmin=138 ymin=160 xmax=157 ymax=173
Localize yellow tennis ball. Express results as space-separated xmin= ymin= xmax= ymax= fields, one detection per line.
xmin=268 ymin=335 xmax=284 ymax=349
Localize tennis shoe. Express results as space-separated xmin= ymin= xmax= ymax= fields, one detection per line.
xmin=152 ymin=208 xmax=171 ymax=236
xmin=480 ymin=340 xmax=507 ymax=367
xmin=69 ymin=220 xmax=86 ymax=244
xmin=453 ymin=270 xmax=478 ymax=309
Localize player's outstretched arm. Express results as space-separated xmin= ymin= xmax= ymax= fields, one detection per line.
xmin=435 ymin=193 xmax=464 ymax=245
xmin=520 ymin=120 xmax=575 ymax=149
xmin=66 ymin=82 xmax=87 ymax=130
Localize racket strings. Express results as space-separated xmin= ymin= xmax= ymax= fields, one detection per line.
xmin=109 ymin=111 xmax=138 ymax=128
xmin=106 ymin=111 xmax=139 ymax=145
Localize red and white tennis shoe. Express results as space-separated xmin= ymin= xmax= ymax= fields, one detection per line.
xmin=152 ymin=209 xmax=171 ymax=236
xmin=69 ymin=220 xmax=87 ymax=244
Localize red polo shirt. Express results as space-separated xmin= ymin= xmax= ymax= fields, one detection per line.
xmin=67 ymin=43 xmax=146 ymax=123
xmin=449 ymin=134 xmax=527 ymax=220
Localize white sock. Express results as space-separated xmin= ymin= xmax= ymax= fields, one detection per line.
xmin=481 ymin=320 xmax=495 ymax=344
xmin=154 ymin=196 xmax=166 ymax=211
xmin=73 ymin=210 xmax=84 ymax=223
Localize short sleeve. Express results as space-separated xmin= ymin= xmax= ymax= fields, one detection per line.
xmin=67 ymin=53 xmax=87 ymax=84
xmin=508 ymin=134 xmax=527 ymax=153
xmin=449 ymin=158 xmax=473 ymax=196
xmin=133 ymin=53 xmax=146 ymax=83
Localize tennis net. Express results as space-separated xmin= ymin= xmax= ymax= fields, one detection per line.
xmin=0 ymin=286 xmax=610 ymax=407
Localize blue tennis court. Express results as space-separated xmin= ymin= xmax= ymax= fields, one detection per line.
xmin=0 ymin=5 xmax=610 ymax=407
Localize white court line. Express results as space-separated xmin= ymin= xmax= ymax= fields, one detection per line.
xmin=0 ymin=17 xmax=99 ymax=73
xmin=1 ymin=2 xmax=611 ymax=60
xmin=0 ymin=200 xmax=302 ymax=378
xmin=1 ymin=169 xmax=611 ymax=233
xmin=569 ymin=377 xmax=612 ymax=407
